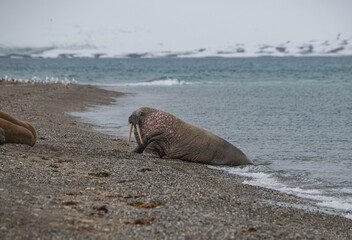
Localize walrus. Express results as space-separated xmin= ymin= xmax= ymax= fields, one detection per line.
xmin=128 ymin=107 xmax=252 ymax=166
xmin=0 ymin=110 xmax=37 ymax=146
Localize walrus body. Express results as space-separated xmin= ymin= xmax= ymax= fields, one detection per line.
xmin=0 ymin=110 xmax=37 ymax=146
xmin=128 ymin=107 xmax=252 ymax=166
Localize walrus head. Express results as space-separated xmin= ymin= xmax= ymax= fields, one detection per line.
xmin=128 ymin=107 xmax=177 ymax=147
xmin=128 ymin=109 xmax=145 ymax=144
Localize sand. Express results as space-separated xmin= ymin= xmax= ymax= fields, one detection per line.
xmin=0 ymin=83 xmax=351 ymax=239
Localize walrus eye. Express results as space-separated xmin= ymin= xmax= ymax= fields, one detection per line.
xmin=140 ymin=111 xmax=145 ymax=117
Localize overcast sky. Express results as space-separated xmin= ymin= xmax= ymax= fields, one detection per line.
xmin=1 ymin=0 xmax=351 ymax=51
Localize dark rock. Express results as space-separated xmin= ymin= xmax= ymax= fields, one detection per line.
xmin=236 ymin=48 xmax=245 ymax=53
xmin=327 ymin=47 xmax=344 ymax=54
xmin=299 ymin=44 xmax=314 ymax=54
xmin=93 ymin=205 xmax=108 ymax=213
xmin=88 ymin=172 xmax=110 ymax=177
xmin=275 ymin=47 xmax=287 ymax=53
xmin=126 ymin=53 xmax=148 ymax=58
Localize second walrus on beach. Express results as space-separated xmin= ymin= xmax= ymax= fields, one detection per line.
xmin=0 ymin=110 xmax=37 ymax=146
xmin=128 ymin=107 xmax=252 ymax=166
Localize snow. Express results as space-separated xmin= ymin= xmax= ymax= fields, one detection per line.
xmin=1 ymin=37 xmax=351 ymax=59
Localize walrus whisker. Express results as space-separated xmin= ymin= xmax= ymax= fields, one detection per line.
xmin=128 ymin=123 xmax=133 ymax=143
xmin=136 ymin=123 xmax=143 ymax=144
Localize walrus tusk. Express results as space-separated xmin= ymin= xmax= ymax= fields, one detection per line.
xmin=136 ymin=123 xmax=143 ymax=144
xmin=128 ymin=123 xmax=133 ymax=143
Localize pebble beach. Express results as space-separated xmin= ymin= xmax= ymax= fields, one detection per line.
xmin=0 ymin=83 xmax=351 ymax=239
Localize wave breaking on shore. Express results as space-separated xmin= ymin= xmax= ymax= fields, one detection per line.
xmin=210 ymin=165 xmax=352 ymax=220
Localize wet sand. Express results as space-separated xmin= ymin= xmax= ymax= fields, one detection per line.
xmin=0 ymin=83 xmax=351 ymax=239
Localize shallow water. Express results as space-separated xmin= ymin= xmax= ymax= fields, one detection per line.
xmin=2 ymin=57 xmax=352 ymax=218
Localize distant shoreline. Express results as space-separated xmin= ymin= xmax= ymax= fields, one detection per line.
xmin=2 ymin=55 xmax=352 ymax=60
xmin=1 ymin=39 xmax=352 ymax=59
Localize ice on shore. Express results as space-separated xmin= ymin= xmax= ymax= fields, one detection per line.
xmin=1 ymin=37 xmax=351 ymax=59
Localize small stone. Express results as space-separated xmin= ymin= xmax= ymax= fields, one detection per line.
xmin=93 ymin=205 xmax=108 ymax=213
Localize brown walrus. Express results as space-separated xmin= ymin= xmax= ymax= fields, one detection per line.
xmin=0 ymin=110 xmax=37 ymax=146
xmin=128 ymin=107 xmax=252 ymax=166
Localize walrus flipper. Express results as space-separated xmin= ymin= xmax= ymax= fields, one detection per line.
xmin=0 ymin=110 xmax=37 ymax=140
xmin=0 ymin=128 xmax=4 ymax=145
xmin=143 ymin=141 xmax=165 ymax=158
xmin=0 ymin=117 xmax=36 ymax=147
xmin=132 ymin=145 xmax=144 ymax=154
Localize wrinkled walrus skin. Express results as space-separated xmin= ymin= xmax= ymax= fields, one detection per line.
xmin=0 ymin=110 xmax=37 ymax=146
xmin=128 ymin=107 xmax=252 ymax=166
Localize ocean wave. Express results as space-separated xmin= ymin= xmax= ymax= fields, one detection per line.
xmin=316 ymin=197 xmax=352 ymax=212
xmin=0 ymin=75 xmax=77 ymax=85
xmin=209 ymin=165 xmax=352 ymax=219
xmin=99 ymin=78 xmax=197 ymax=87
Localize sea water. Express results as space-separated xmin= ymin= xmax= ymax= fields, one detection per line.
xmin=1 ymin=57 xmax=351 ymax=219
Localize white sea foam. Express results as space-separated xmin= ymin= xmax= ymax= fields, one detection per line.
xmin=98 ymin=78 xmax=196 ymax=87
xmin=209 ymin=165 xmax=352 ymax=219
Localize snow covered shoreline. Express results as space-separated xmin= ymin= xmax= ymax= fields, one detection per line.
xmin=1 ymin=38 xmax=351 ymax=59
